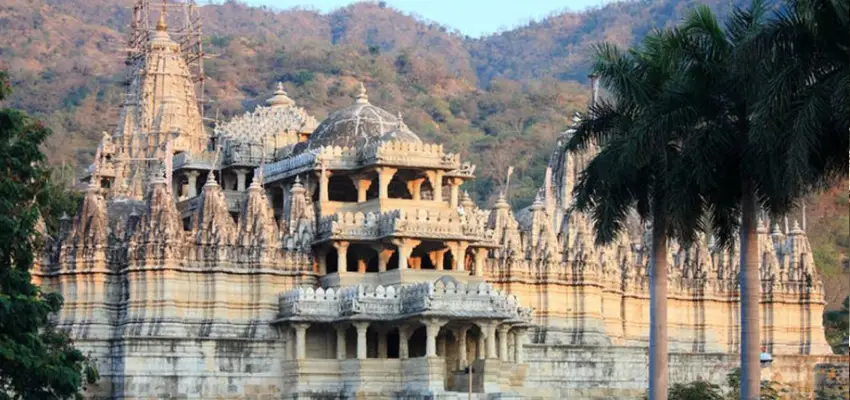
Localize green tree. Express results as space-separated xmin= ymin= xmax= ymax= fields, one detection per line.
xmin=0 ymin=71 xmax=97 ymax=399
xmin=566 ymin=29 xmax=702 ymax=400
xmin=823 ymin=296 xmax=849 ymax=353
xmin=645 ymin=1 xmax=848 ymax=398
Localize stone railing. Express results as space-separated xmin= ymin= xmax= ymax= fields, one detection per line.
xmin=173 ymin=151 xmax=220 ymax=170
xmin=260 ymin=151 xmax=316 ymax=181
xmin=315 ymin=209 xmax=490 ymax=242
xmin=177 ymin=190 xmax=247 ymax=214
xmin=277 ymin=278 xmax=533 ymax=323
xmin=359 ymin=141 xmax=460 ymax=170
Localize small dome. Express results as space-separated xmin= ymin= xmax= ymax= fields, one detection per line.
xmin=303 ymin=83 xmax=420 ymax=151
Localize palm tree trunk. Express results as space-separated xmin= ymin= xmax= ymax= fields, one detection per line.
xmin=648 ymin=216 xmax=668 ymax=400
xmin=739 ymin=186 xmax=761 ymax=400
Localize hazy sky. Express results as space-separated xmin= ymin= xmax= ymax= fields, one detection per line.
xmin=238 ymin=0 xmax=606 ymax=37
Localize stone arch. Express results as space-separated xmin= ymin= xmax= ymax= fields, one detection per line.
xmin=326 ymin=247 xmax=339 ymax=274
xmin=328 ymin=175 xmax=357 ymax=202
xmin=388 ymin=175 xmax=412 ymax=199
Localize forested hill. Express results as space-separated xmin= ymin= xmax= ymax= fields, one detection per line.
xmin=0 ymin=0 xmax=845 ymax=305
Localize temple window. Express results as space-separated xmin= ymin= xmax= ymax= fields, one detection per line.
xmin=326 ymin=247 xmax=339 ymax=274
xmin=408 ymin=326 xmax=427 ymax=358
xmin=419 ymin=179 xmax=434 ymax=200
xmin=388 ymin=175 xmax=412 ymax=199
xmin=327 ymin=175 xmax=357 ymax=202
xmin=345 ymin=243 xmax=378 ymax=273
xmin=365 ymin=177 xmax=379 ymax=200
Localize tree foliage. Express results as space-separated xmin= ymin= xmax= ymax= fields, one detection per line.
xmin=0 ymin=71 xmax=97 ymax=400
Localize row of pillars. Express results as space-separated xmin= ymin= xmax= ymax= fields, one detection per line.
xmin=282 ymin=319 xmax=527 ymax=364
xmin=317 ymin=239 xmax=488 ymax=276
xmin=318 ymin=167 xmax=466 ymax=207
xmin=179 ymin=169 xmax=252 ymax=198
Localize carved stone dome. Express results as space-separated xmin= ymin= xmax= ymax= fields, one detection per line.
xmin=304 ymin=83 xmax=420 ymax=151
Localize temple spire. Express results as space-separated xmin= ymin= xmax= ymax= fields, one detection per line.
xmin=156 ymin=4 xmax=167 ymax=32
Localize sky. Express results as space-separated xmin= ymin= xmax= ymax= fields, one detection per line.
xmin=238 ymin=0 xmax=606 ymax=37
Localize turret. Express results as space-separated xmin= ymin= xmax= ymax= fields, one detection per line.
xmin=192 ymin=172 xmax=237 ymax=247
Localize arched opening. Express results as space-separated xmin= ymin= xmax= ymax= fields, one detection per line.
xmin=387 ymin=251 xmax=399 ymax=271
xmin=326 ymin=247 xmax=339 ymax=274
xmin=366 ymin=177 xmax=379 ymax=200
xmin=408 ymin=326 xmax=427 ymax=358
xmin=420 ymin=179 xmax=434 ymax=200
xmin=411 ymin=241 xmax=445 ymax=270
xmin=443 ymin=251 xmax=454 ymax=270
xmin=388 ymin=175 xmax=412 ymax=199
xmin=344 ymin=325 xmax=357 ymax=359
xmin=328 ymin=175 xmax=357 ymax=202
xmin=386 ymin=328 xmax=400 ymax=359
xmin=346 ymin=243 xmax=377 ymax=273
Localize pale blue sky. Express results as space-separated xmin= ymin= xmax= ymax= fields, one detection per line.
xmin=238 ymin=0 xmax=607 ymax=37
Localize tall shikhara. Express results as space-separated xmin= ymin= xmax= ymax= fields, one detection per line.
xmin=33 ymin=3 xmax=840 ymax=400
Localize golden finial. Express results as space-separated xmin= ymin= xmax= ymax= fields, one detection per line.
xmin=156 ymin=4 xmax=167 ymax=32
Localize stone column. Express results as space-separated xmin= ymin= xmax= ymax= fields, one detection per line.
xmin=445 ymin=241 xmax=468 ymax=271
xmin=333 ymin=241 xmax=349 ymax=273
xmin=514 ymin=328 xmax=526 ymax=363
xmin=498 ymin=324 xmax=510 ymax=361
xmin=392 ymin=238 xmax=420 ymax=270
xmin=449 ymin=177 xmax=463 ymax=208
xmin=293 ymin=322 xmax=310 ymax=360
xmin=234 ymin=168 xmax=249 ymax=192
xmin=479 ymin=322 xmax=497 ymax=359
xmin=186 ymin=171 xmax=200 ymax=198
xmin=473 ymin=248 xmax=487 ymax=276
xmin=430 ymin=248 xmax=448 ymax=271
xmin=426 ymin=170 xmax=444 ymax=203
xmin=424 ymin=319 xmax=446 ymax=358
xmin=407 ymin=178 xmax=425 ymax=201
xmin=372 ymin=245 xmax=395 ymax=273
xmin=318 ymin=169 xmax=331 ymax=203
xmin=354 ymin=322 xmax=369 ymax=360
xmin=335 ymin=325 xmax=347 ymax=360
xmin=453 ymin=327 xmax=470 ymax=365
xmin=352 ymin=175 xmax=373 ymax=203
xmin=377 ymin=167 xmax=398 ymax=200
xmin=398 ymin=325 xmax=410 ymax=359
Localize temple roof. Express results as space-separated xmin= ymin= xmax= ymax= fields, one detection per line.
xmin=302 ymin=82 xmax=420 ymax=152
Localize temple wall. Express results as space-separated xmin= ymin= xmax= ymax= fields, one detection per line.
xmin=522 ymin=345 xmax=849 ymax=399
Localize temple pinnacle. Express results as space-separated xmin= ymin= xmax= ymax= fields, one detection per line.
xmin=156 ymin=7 xmax=167 ymax=32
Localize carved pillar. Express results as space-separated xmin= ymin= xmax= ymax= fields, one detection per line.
xmin=426 ymin=170 xmax=444 ymax=203
xmin=398 ymin=325 xmax=410 ymax=359
xmin=453 ymin=326 xmax=470 ymax=365
xmin=424 ymin=319 xmax=446 ymax=358
xmin=352 ymin=175 xmax=373 ymax=203
xmin=333 ymin=241 xmax=349 ymax=273
xmin=335 ymin=324 xmax=347 ymax=360
xmin=293 ymin=323 xmax=310 ymax=360
xmin=454 ymin=241 xmax=468 ymax=271
xmin=430 ymin=248 xmax=448 ymax=271
xmin=498 ymin=324 xmax=510 ymax=361
xmin=392 ymin=238 xmax=420 ymax=270
xmin=234 ymin=168 xmax=249 ymax=192
xmin=376 ymin=167 xmax=398 ymax=200
xmin=473 ymin=247 xmax=487 ymax=276
xmin=408 ymin=177 xmax=425 ymax=201
xmin=318 ymin=169 xmax=331 ymax=203
xmin=186 ymin=171 xmax=200 ymax=198
xmin=514 ymin=328 xmax=526 ymax=363
xmin=372 ymin=245 xmax=395 ymax=272
xmin=354 ymin=322 xmax=369 ymax=360
xmin=449 ymin=177 xmax=463 ymax=208
xmin=478 ymin=322 xmax=497 ymax=359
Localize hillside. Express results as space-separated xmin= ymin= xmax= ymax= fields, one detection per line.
xmin=0 ymin=0 xmax=846 ymax=307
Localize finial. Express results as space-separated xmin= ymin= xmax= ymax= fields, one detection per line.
xmin=290 ymin=176 xmax=305 ymax=194
xmin=248 ymin=174 xmax=263 ymax=191
xmin=267 ymin=81 xmax=294 ymax=107
xmin=355 ymin=81 xmax=369 ymax=104
xmin=757 ymin=218 xmax=766 ymax=232
xmin=156 ymin=5 xmax=167 ymax=32
xmin=791 ymin=219 xmax=803 ymax=233
xmin=204 ymin=171 xmax=219 ymax=187
xmin=772 ymin=223 xmax=783 ymax=236
xmin=60 ymin=212 xmax=70 ymax=221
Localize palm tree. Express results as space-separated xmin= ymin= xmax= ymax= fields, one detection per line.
xmin=746 ymin=0 xmax=849 ymax=216
xmin=566 ymin=30 xmax=701 ymax=400
xmin=636 ymin=4 xmax=771 ymax=399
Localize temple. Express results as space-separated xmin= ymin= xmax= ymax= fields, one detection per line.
xmin=32 ymin=3 xmax=842 ymax=400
